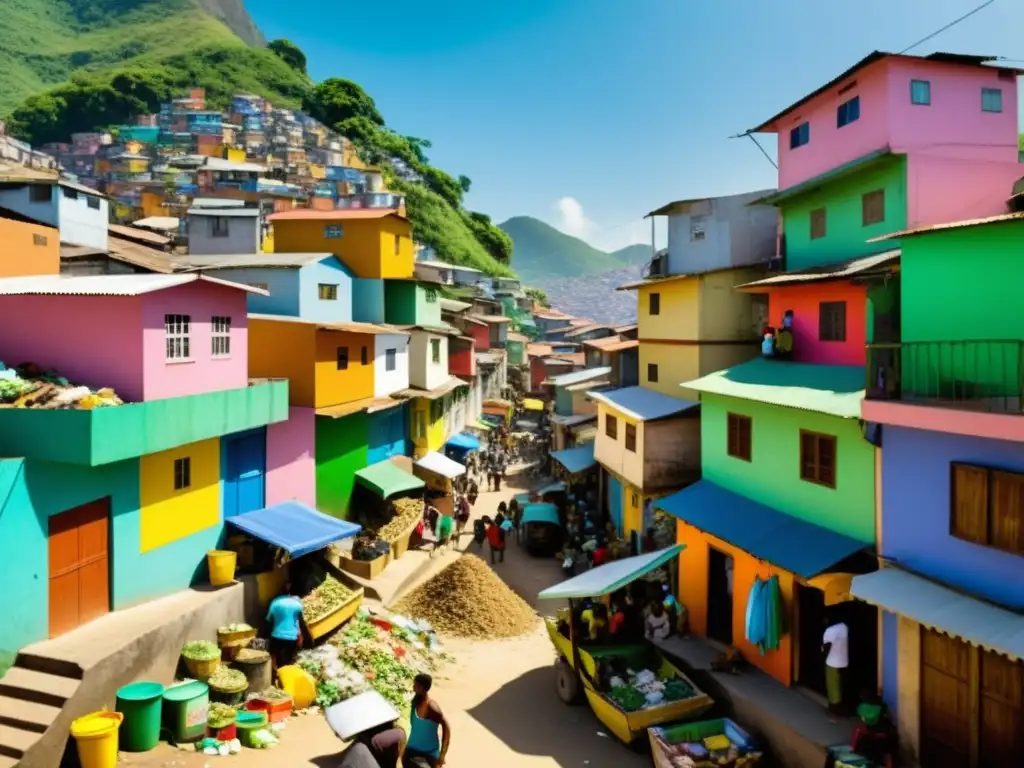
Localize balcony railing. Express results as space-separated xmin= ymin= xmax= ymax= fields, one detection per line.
xmin=866 ymin=340 xmax=1024 ymax=414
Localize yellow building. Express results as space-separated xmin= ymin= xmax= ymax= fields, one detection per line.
xmin=409 ymin=396 xmax=446 ymax=457
xmin=268 ymin=209 xmax=415 ymax=280
xmin=140 ymin=437 xmax=221 ymax=553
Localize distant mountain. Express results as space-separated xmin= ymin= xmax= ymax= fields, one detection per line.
xmin=542 ymin=263 xmax=641 ymax=327
xmin=498 ymin=216 xmax=648 ymax=283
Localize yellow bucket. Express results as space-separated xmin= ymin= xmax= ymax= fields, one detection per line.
xmin=207 ymin=550 xmax=237 ymax=586
xmin=70 ymin=711 xmax=123 ymax=768
xmin=277 ymin=665 xmax=316 ymax=710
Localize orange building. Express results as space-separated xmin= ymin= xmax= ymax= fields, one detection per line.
xmin=0 ymin=209 xmax=59 ymax=277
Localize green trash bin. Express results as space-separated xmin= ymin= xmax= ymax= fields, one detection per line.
xmin=162 ymin=680 xmax=210 ymax=744
xmin=115 ymin=681 xmax=165 ymax=752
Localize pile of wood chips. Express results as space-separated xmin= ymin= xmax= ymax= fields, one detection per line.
xmin=393 ymin=554 xmax=537 ymax=639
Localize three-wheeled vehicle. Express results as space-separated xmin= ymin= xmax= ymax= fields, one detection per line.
xmin=538 ymin=545 xmax=712 ymax=744
xmin=520 ymin=502 xmax=563 ymax=557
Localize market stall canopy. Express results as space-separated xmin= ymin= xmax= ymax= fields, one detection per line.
xmin=522 ymin=398 xmax=545 ymax=411
xmin=656 ymin=480 xmax=866 ymax=580
xmin=851 ymin=567 xmax=1024 ymax=661
xmin=227 ymin=501 xmax=361 ymax=558
xmin=446 ymin=432 xmax=481 ymax=451
xmin=415 ymin=451 xmax=466 ymax=479
xmin=539 ymin=545 xmax=685 ymax=600
xmin=354 ymin=460 xmax=425 ymax=498
xmin=521 ymin=503 xmax=560 ymax=526
xmin=551 ymin=443 xmax=597 ymax=474
xmin=325 ymin=690 xmax=400 ymax=741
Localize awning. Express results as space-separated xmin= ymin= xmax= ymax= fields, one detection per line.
xmin=537 ymin=481 xmax=566 ymax=495
xmin=657 ymin=480 xmax=867 ymax=579
xmin=354 ymin=460 xmax=425 ymax=498
xmin=539 ymin=545 xmax=685 ymax=600
xmin=415 ymin=451 xmax=466 ymax=479
xmin=474 ymin=418 xmax=494 ymax=431
xmin=521 ymin=503 xmax=560 ymax=526
xmin=227 ymin=501 xmax=361 ymax=558
xmin=851 ymin=568 xmax=1024 ymax=661
xmin=523 ymin=398 xmax=545 ymax=411
xmin=551 ymin=443 xmax=597 ymax=475
xmin=446 ymin=432 xmax=481 ymax=451
xmin=393 ymin=377 xmax=467 ymax=401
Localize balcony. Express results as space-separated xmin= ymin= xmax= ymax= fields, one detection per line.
xmin=866 ymin=340 xmax=1024 ymax=414
xmin=0 ymin=379 xmax=288 ymax=466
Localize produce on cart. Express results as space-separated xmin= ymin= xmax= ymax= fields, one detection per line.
xmin=649 ymin=718 xmax=762 ymax=768
xmin=302 ymin=575 xmax=355 ymax=624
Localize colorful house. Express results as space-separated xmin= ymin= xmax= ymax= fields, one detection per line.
xmin=855 ymin=213 xmax=1024 ymax=768
xmin=0 ymin=274 xmax=289 ymax=655
xmin=0 ymin=207 xmax=59 ymax=277
xmin=582 ymin=335 xmax=640 ymax=387
xmin=624 ymin=190 xmax=777 ymax=400
xmin=0 ymin=178 xmax=109 ymax=251
xmin=657 ymin=358 xmax=875 ymax=690
xmin=589 ymin=386 xmax=700 ymax=541
xmin=473 ymin=314 xmax=512 ymax=348
xmin=400 ymin=326 xmax=467 ymax=457
xmin=383 ymin=280 xmax=442 ymax=326
xmin=185 ymin=207 xmax=261 ymax=256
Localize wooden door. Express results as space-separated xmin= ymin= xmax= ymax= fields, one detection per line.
xmin=48 ymin=499 xmax=110 ymax=638
xmin=979 ymin=649 xmax=1023 ymax=766
xmin=920 ymin=629 xmax=971 ymax=768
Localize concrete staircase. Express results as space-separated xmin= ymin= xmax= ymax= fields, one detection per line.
xmin=0 ymin=654 xmax=83 ymax=766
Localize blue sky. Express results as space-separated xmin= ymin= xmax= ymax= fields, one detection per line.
xmin=246 ymin=0 xmax=1024 ymax=252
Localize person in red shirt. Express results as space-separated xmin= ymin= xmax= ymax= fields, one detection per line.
xmin=608 ymin=594 xmax=626 ymax=637
xmin=486 ymin=518 xmax=505 ymax=564
xmin=591 ymin=537 xmax=609 ymax=567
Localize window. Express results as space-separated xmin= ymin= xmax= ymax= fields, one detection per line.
xmin=318 ymin=283 xmax=338 ymax=301
xmin=360 ymin=346 xmax=368 ymax=365
xmin=910 ymin=79 xmax=931 ymax=105
xmin=164 ymin=314 xmax=191 ymax=360
xmin=819 ymin=301 xmax=847 ymax=342
xmin=690 ymin=218 xmax=706 ymax=241
xmin=982 ymin=88 xmax=1003 ymax=113
xmin=62 ymin=186 xmax=78 ymax=200
xmin=86 ymin=196 xmax=101 ymax=210
xmin=210 ymin=217 xmax=229 ymax=238
xmin=647 ymin=363 xmax=659 ymax=383
xmin=394 ymin=234 xmax=401 ymax=255
xmin=836 ymin=96 xmax=860 ymax=128
xmin=173 ymin=457 xmax=191 ymax=490
xmin=605 ymin=413 xmax=618 ymax=440
xmin=950 ymin=463 xmax=1024 ymax=555
xmin=789 ymin=121 xmax=810 ymax=149
xmin=810 ymin=208 xmax=826 ymax=240
xmin=29 ymin=184 xmax=50 ymax=203
xmin=625 ymin=424 xmax=637 ymax=453
xmin=425 ymin=288 xmax=438 ymax=303
xmin=862 ymin=189 xmax=885 ymax=226
xmin=324 ymin=224 xmax=344 ymax=239
xmin=649 ymin=292 xmax=661 ymax=316
xmin=800 ymin=431 xmax=837 ymax=488
xmin=430 ymin=338 xmax=441 ymax=364
xmin=726 ymin=413 xmax=752 ymax=461
xmin=386 ymin=348 xmax=397 ymax=371
xmin=336 ymin=346 xmax=349 ymax=370
xmin=32 ymin=233 xmax=47 ymax=246
xmin=211 ymin=316 xmax=231 ymax=356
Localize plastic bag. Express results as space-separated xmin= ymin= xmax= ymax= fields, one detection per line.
xmin=635 ymin=669 xmax=656 ymax=685
xmin=644 ymin=690 xmax=664 ymax=706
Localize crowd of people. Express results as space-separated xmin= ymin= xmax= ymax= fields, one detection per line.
xmin=561 ymin=580 xmax=685 ymax=646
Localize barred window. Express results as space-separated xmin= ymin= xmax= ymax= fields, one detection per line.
xmin=211 ymin=316 xmax=231 ymax=356
xmin=165 ymin=314 xmax=191 ymax=360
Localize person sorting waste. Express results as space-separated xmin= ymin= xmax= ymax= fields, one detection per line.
xmin=266 ymin=581 xmax=304 ymax=671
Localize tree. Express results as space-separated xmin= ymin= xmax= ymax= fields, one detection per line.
xmin=405 ymin=136 xmax=432 ymax=164
xmin=304 ymin=79 xmax=385 ymax=129
xmin=525 ymin=287 xmax=551 ymax=307
xmin=457 ymin=175 xmax=472 ymax=193
xmin=267 ymin=39 xmax=307 ymax=74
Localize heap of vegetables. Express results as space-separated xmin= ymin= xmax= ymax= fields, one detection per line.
xmin=181 ymin=641 xmax=220 ymax=662
xmin=207 ymin=703 xmax=238 ymax=729
xmin=301 ymin=575 xmax=354 ymax=624
xmin=208 ymin=667 xmax=248 ymax=692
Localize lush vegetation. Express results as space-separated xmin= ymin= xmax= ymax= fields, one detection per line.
xmin=524 ymin=287 xmax=550 ymax=307
xmin=267 ymin=39 xmax=307 ymax=74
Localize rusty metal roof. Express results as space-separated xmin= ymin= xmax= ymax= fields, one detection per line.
xmin=108 ymin=223 xmax=170 ymax=247
xmin=268 ymin=208 xmax=405 ymax=222
xmin=736 ymin=249 xmax=900 ymax=291
xmin=527 ymin=343 xmax=554 ymax=357
xmin=868 ymin=211 xmax=1024 ymax=241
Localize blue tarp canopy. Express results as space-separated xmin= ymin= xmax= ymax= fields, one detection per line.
xmin=521 ymin=503 xmax=560 ymax=526
xmin=227 ymin=501 xmax=361 ymax=558
xmin=851 ymin=568 xmax=1024 ymax=661
xmin=656 ymin=480 xmax=866 ymax=579
xmin=539 ymin=545 xmax=685 ymax=600
xmin=447 ymin=432 xmax=481 ymax=451
xmin=551 ymin=443 xmax=597 ymax=475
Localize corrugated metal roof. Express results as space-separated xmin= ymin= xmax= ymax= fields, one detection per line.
xmin=551 ymin=367 xmax=612 ymax=388
xmin=108 ymin=241 xmax=175 ymax=274
xmin=852 ymin=568 xmax=1024 ymax=661
xmin=415 ymin=259 xmax=482 ymax=273
xmin=616 ymin=273 xmax=693 ymax=291
xmin=551 ymin=443 xmax=597 ymax=475
xmin=133 ymin=216 xmax=179 ymax=231
xmin=657 ymin=480 xmax=867 ymax=579
xmin=393 ymin=377 xmax=468 ymax=400
xmin=0 ymin=273 xmax=264 ymax=296
xmin=439 ymin=298 xmax=472 ymax=313
xmin=550 ymin=352 xmax=585 ymax=366
xmin=247 ymin=314 xmax=406 ymax=335
xmin=567 ymin=318 xmax=594 ymax=327
xmin=615 ymin=323 xmax=638 ymax=333
xmin=316 ymin=397 xmax=403 ymax=419
xmin=736 ymin=250 xmax=900 ymax=290
xmin=588 ymin=386 xmax=698 ymax=421
xmin=565 ymin=323 xmax=613 ymax=338
xmin=550 ymin=413 xmax=598 ymax=427
xmin=527 ymin=343 xmax=554 ymax=357
xmin=683 ymin=358 xmax=864 ymax=418
xmin=174 ymin=253 xmax=335 ymax=270
xmin=187 ymin=208 xmax=260 ymax=217
xmin=603 ymin=339 xmax=639 ymax=353
xmin=472 ymin=314 xmax=512 ymax=324
xmin=201 ymin=157 xmax=266 ymax=173
xmin=868 ymin=211 xmax=1024 ymax=242
xmin=108 ymin=223 xmax=170 ymax=246
xmin=191 ymin=197 xmax=246 ymax=209
xmin=268 ymin=208 xmax=404 ymax=222
xmin=566 ymin=380 xmax=611 ymax=392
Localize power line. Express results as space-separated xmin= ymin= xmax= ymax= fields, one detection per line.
xmin=899 ymin=0 xmax=998 ymax=54
xmin=745 ymin=133 xmax=778 ymax=170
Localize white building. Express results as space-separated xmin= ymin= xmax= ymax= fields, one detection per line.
xmin=373 ymin=331 xmax=410 ymax=398
xmin=414 ymin=258 xmax=485 ymax=287
xmin=0 ymin=178 xmax=108 ymax=251
xmin=408 ymin=329 xmax=449 ymax=391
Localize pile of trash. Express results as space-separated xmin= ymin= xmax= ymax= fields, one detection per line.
xmin=0 ymin=362 xmax=123 ymax=409
xmin=392 ymin=554 xmax=537 ymax=639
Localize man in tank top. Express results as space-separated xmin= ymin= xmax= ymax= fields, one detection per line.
xmin=403 ymin=673 xmax=450 ymax=767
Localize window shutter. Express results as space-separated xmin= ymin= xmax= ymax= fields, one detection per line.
xmin=800 ymin=433 xmax=817 ymax=480
xmin=990 ymin=470 xmax=1024 ymax=554
xmin=818 ymin=437 xmax=836 ymax=486
xmin=951 ymin=464 xmax=990 ymax=545
xmin=739 ymin=417 xmax=751 ymax=459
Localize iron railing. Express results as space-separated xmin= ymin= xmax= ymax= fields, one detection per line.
xmin=865 ymin=340 xmax=1024 ymax=414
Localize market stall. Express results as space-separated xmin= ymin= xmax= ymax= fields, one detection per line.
xmin=538 ymin=545 xmax=713 ymax=745
xmin=443 ymin=431 xmax=481 ymax=465
xmin=349 ymin=459 xmax=426 ymax=567
xmin=482 ymin=398 xmax=514 ymax=426
xmin=413 ymin=451 xmax=467 ymax=518
xmin=520 ymin=502 xmax=563 ymax=558
xmin=649 ymin=718 xmax=763 ymax=768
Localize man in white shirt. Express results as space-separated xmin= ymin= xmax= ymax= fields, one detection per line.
xmin=822 ymin=618 xmax=849 ymax=716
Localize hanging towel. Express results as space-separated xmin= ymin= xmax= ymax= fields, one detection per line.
xmin=763 ymin=574 xmax=782 ymax=653
xmin=745 ymin=577 xmax=767 ymax=649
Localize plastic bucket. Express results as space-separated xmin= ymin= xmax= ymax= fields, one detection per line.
xmin=70 ymin=711 xmax=123 ymax=768
xmin=162 ymin=680 xmax=209 ymax=744
xmin=207 ymin=550 xmax=237 ymax=586
xmin=115 ymin=681 xmax=164 ymax=752
xmin=277 ymin=665 xmax=316 ymax=710
xmin=235 ymin=710 xmax=268 ymax=748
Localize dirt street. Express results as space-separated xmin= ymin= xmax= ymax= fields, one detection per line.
xmin=123 ymin=470 xmax=647 ymax=768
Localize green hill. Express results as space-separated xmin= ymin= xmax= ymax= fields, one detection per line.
xmin=499 ymin=216 xmax=648 ymax=282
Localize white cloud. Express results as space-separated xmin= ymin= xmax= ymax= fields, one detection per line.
xmin=551 ymin=196 xmax=660 ymax=253
xmin=554 ymin=196 xmax=594 ymax=239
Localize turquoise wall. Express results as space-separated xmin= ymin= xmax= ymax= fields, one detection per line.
xmin=700 ymin=394 xmax=875 ymax=543
xmin=352 ymin=278 xmax=385 ymax=324
xmin=315 ymin=412 xmax=369 ymax=518
xmin=781 ymin=156 xmax=906 ymax=271
xmin=384 ymin=281 xmax=442 ymax=327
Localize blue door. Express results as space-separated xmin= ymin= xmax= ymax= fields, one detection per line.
xmin=606 ymin=472 xmax=623 ymax=535
xmin=223 ymin=428 xmax=266 ymax=519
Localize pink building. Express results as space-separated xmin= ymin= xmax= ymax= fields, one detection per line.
xmin=265 ymin=406 xmax=316 ymax=507
xmin=0 ymin=274 xmax=263 ymax=402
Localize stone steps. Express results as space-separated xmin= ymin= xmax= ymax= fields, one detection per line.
xmin=0 ymin=659 xmax=81 ymax=764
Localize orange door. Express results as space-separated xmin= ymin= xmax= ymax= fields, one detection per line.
xmin=48 ymin=499 xmax=110 ymax=638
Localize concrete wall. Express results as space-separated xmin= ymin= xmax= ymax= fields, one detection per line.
xmin=637 ymin=277 xmax=699 ymax=340
xmin=352 ymin=277 xmax=386 ymax=323
xmin=200 ymin=266 xmax=300 ymax=317
xmin=698 ymin=266 xmax=770 ymax=341
xmin=298 ymin=258 xmax=355 ymax=323
xmin=313 ymin=329 xmax=374 ymax=407
xmin=315 ymin=412 xmax=368 ymax=517
xmin=58 ymin=187 xmax=109 ymax=251
xmin=0 ymin=184 xmax=59 ymax=227
xmin=409 ymin=332 xmax=449 ymax=391
xmin=906 ymin=154 xmax=1023 ymax=229
xmin=766 ymin=282 xmax=868 ymax=365
xmin=271 ymin=216 xmax=414 ymax=280
xmin=373 ymin=332 xmax=410 ymax=397
xmin=139 ymin=437 xmax=221 ymax=553
xmin=0 ymin=216 xmax=59 ymax=277
xmin=384 ymin=281 xmax=442 ymax=326
xmin=665 ymin=191 xmax=777 ymax=276
xmin=187 ymin=213 xmax=260 ymax=255
xmin=265 ymin=406 xmax=316 ymax=507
